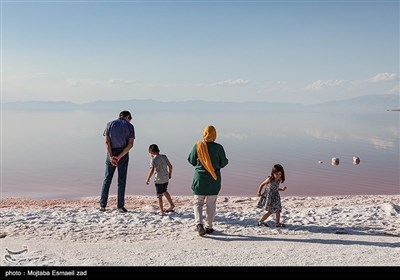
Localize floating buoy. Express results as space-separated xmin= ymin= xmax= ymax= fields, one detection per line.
xmin=318 ymin=160 xmax=323 ymax=164
xmin=331 ymin=157 xmax=339 ymax=166
xmin=353 ymin=156 xmax=360 ymax=165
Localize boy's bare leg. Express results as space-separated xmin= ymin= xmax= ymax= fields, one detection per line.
xmin=157 ymin=196 xmax=164 ymax=216
xmin=164 ymin=192 xmax=175 ymax=211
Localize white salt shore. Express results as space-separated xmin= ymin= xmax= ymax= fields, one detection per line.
xmin=1 ymin=195 xmax=399 ymax=267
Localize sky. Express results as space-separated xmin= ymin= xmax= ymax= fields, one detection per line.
xmin=1 ymin=0 xmax=399 ymax=105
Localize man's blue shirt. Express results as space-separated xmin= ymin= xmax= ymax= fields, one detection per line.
xmin=103 ymin=118 xmax=135 ymax=149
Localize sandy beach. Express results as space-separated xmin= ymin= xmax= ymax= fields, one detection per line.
xmin=1 ymin=194 xmax=399 ymax=267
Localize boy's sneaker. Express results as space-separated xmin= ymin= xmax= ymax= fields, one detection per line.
xmin=118 ymin=207 xmax=128 ymax=213
xmin=205 ymin=227 xmax=214 ymax=234
xmin=196 ymin=224 xmax=206 ymax=236
xmin=99 ymin=207 xmax=106 ymax=212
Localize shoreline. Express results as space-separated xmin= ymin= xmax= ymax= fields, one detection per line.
xmin=2 ymin=189 xmax=400 ymax=201
xmin=1 ymin=193 xmax=399 ymax=209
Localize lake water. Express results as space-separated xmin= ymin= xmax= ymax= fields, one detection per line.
xmin=2 ymin=108 xmax=399 ymax=199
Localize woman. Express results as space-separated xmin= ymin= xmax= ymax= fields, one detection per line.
xmin=188 ymin=125 xmax=229 ymax=236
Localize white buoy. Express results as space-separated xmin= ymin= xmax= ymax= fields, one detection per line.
xmin=353 ymin=156 xmax=360 ymax=165
xmin=331 ymin=157 xmax=339 ymax=166
xmin=318 ymin=160 xmax=323 ymax=164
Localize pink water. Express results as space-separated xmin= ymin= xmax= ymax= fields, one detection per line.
xmin=2 ymin=110 xmax=399 ymax=199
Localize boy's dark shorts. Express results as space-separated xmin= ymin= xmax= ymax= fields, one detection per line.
xmin=155 ymin=182 xmax=168 ymax=198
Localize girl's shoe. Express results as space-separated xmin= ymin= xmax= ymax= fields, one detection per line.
xmin=275 ymin=223 xmax=285 ymax=227
xmin=257 ymin=221 xmax=268 ymax=227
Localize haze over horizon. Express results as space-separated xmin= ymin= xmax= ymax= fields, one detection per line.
xmin=2 ymin=1 xmax=399 ymax=105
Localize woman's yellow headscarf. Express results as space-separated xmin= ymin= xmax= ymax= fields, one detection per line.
xmin=196 ymin=125 xmax=217 ymax=180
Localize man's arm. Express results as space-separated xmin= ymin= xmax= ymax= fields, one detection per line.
xmin=114 ymin=138 xmax=134 ymax=163
xmin=105 ymin=136 xmax=113 ymax=157
xmin=105 ymin=136 xmax=118 ymax=167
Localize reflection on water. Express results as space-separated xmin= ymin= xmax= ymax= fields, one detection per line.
xmin=2 ymin=109 xmax=399 ymax=199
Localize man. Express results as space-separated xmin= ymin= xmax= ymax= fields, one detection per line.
xmin=99 ymin=110 xmax=135 ymax=213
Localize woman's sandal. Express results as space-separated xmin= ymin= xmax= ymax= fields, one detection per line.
xmin=257 ymin=221 xmax=268 ymax=227
xmin=275 ymin=223 xmax=285 ymax=227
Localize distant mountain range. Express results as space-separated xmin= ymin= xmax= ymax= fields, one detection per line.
xmin=2 ymin=94 xmax=398 ymax=113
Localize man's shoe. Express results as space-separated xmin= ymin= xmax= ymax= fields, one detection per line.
xmin=99 ymin=207 xmax=106 ymax=212
xmin=196 ymin=224 xmax=206 ymax=236
xmin=118 ymin=207 xmax=128 ymax=213
xmin=205 ymin=227 xmax=214 ymax=234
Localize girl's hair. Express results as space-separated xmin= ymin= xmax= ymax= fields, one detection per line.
xmin=270 ymin=164 xmax=285 ymax=183
xmin=148 ymin=144 xmax=160 ymax=154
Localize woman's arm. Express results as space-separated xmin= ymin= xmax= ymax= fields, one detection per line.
xmin=187 ymin=145 xmax=198 ymax=166
xmin=219 ymin=146 xmax=229 ymax=168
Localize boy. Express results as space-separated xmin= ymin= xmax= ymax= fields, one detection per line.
xmin=145 ymin=144 xmax=175 ymax=216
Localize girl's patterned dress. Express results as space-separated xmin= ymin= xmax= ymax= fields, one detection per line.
xmin=262 ymin=179 xmax=282 ymax=213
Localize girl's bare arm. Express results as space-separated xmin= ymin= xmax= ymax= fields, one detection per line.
xmin=257 ymin=177 xmax=270 ymax=196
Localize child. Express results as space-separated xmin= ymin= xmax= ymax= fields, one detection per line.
xmin=256 ymin=164 xmax=287 ymax=227
xmin=145 ymin=144 xmax=175 ymax=216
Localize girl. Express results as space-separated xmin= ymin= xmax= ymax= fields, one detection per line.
xmin=256 ymin=164 xmax=287 ymax=227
